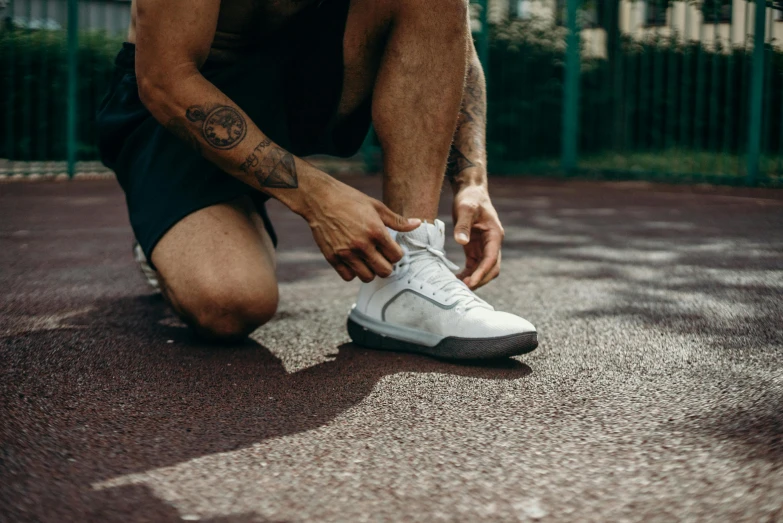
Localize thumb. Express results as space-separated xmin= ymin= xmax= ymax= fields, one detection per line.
xmin=454 ymin=210 xmax=475 ymax=245
xmin=377 ymin=204 xmax=422 ymax=232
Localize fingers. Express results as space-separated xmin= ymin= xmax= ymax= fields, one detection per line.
xmin=348 ymin=229 xmax=396 ymax=280
xmin=375 ymin=229 xmax=404 ymax=265
xmin=465 ymin=237 xmax=501 ymax=289
xmin=358 ymin=247 xmax=394 ymax=278
xmin=343 ymin=255 xmax=375 ymax=283
xmin=333 ymin=262 xmax=356 ymax=282
xmin=454 ymin=202 xmax=478 ymax=245
xmin=325 ymin=253 xmax=356 ymax=282
xmin=375 ymin=202 xmax=421 ymax=232
xmin=456 ymin=252 xmax=478 ymax=281
xmin=474 ymin=251 xmax=501 ymax=289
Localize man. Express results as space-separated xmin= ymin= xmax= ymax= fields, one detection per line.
xmin=96 ymin=0 xmax=537 ymax=360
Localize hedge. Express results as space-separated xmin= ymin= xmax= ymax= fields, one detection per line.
xmin=1 ymin=24 xmax=781 ymax=165
xmin=489 ymin=20 xmax=783 ymax=164
xmin=0 ymin=29 xmax=120 ymax=161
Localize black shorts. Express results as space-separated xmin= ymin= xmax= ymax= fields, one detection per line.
xmin=96 ymin=0 xmax=371 ymax=263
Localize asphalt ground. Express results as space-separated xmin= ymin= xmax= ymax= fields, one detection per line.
xmin=1 ymin=176 xmax=782 ymax=522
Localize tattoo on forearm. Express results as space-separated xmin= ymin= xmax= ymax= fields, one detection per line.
xmin=459 ymin=63 xmax=486 ymax=126
xmin=446 ymin=146 xmax=475 ymax=181
xmin=239 ymin=138 xmax=272 ymax=173
xmin=447 ymin=61 xmax=486 ymax=182
xmin=459 ymin=103 xmax=474 ymax=126
xmin=185 ymin=104 xmax=247 ymax=150
xmin=240 ymin=141 xmax=298 ymax=189
xmin=165 ymin=118 xmax=201 ymax=154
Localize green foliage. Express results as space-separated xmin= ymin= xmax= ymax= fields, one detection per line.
xmin=1 ymin=22 xmax=781 ymax=176
xmin=0 ymin=29 xmax=122 ymax=161
xmin=486 ymin=20 xmax=783 ymax=167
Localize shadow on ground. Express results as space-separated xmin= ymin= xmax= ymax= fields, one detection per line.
xmin=1 ymin=293 xmax=530 ymax=521
xmin=2 ymin=178 xmax=782 ymax=521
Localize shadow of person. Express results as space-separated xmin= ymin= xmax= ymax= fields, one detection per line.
xmin=124 ymin=329 xmax=532 ymax=476
xmin=4 ymin=293 xmax=532 ymax=496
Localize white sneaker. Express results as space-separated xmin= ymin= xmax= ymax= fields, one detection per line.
xmin=347 ymin=220 xmax=537 ymax=360
xmin=133 ymin=242 xmax=161 ymax=292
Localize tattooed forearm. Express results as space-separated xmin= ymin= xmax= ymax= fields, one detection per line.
xmin=165 ymin=118 xmax=201 ymax=154
xmin=458 ymin=102 xmax=474 ymax=126
xmin=447 ymin=59 xmax=487 ymax=184
xmin=446 ymin=146 xmax=475 ymax=182
xmin=185 ymin=104 xmax=247 ymax=150
xmin=239 ymin=138 xmax=272 ymax=174
xmin=461 ymin=63 xmax=486 ymax=125
xmin=240 ymin=141 xmax=298 ymax=189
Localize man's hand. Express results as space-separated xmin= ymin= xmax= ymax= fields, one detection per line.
xmin=302 ymin=178 xmax=421 ymax=283
xmin=452 ymin=184 xmax=504 ymax=289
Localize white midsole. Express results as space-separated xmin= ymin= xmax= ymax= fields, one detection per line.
xmin=348 ymin=307 xmax=445 ymax=348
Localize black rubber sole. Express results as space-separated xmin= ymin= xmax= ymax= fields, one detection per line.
xmin=347 ymin=318 xmax=538 ymax=360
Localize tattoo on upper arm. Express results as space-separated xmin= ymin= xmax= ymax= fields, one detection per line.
xmin=165 ymin=118 xmax=201 ymax=154
xmin=446 ymin=146 xmax=475 ymax=181
xmin=185 ymin=104 xmax=247 ymax=149
xmin=240 ymin=140 xmax=298 ymax=189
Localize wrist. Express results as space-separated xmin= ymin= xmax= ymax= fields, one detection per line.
xmin=271 ymin=159 xmax=328 ymax=219
xmin=450 ymin=166 xmax=488 ymax=192
xmin=287 ymin=163 xmax=339 ymax=222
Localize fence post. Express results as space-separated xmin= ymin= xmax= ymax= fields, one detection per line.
xmin=66 ymin=0 xmax=78 ymax=178
xmin=561 ymin=0 xmax=580 ymax=173
xmin=746 ymin=0 xmax=766 ymax=185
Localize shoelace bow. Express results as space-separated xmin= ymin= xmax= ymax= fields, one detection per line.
xmin=402 ymin=238 xmax=492 ymax=312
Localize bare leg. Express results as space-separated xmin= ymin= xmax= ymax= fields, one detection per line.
xmin=151 ymin=196 xmax=278 ymax=341
xmin=340 ymin=0 xmax=470 ymax=221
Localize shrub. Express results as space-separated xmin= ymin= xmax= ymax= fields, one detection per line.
xmin=0 ymin=29 xmax=121 ymax=161
xmin=487 ymin=19 xmax=783 ymax=165
xmin=1 ymin=23 xmax=780 ymax=168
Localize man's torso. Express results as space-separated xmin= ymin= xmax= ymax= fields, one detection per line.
xmin=128 ymin=0 xmax=325 ymax=63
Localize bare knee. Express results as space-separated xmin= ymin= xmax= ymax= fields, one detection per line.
xmin=180 ymin=277 xmax=279 ymax=341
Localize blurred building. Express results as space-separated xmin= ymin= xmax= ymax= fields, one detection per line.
xmin=489 ymin=0 xmax=783 ymax=57
xmin=1 ymin=0 xmax=130 ymax=35
xmin=2 ymin=0 xmax=780 ymax=54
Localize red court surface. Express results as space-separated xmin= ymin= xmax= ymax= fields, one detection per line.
xmin=2 ymin=176 xmax=782 ymax=522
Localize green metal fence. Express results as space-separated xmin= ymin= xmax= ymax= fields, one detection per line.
xmin=1 ymin=0 xmax=125 ymax=178
xmin=1 ymin=0 xmax=781 ymax=186
xmin=486 ymin=0 xmax=782 ymax=186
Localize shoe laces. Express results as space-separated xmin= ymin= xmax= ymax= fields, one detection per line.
xmin=400 ymin=238 xmax=492 ymax=312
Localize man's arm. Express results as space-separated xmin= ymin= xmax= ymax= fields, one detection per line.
xmin=134 ymin=0 xmax=319 ymax=213
xmin=134 ymin=0 xmax=420 ymax=282
xmin=448 ymin=43 xmax=505 ymax=290
xmin=446 ymin=53 xmax=487 ymax=190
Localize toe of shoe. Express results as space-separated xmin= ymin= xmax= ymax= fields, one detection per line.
xmin=497 ymin=311 xmax=536 ymax=335
xmin=465 ymin=309 xmax=536 ymax=338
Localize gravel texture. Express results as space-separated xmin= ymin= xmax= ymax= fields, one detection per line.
xmin=1 ymin=177 xmax=782 ymax=522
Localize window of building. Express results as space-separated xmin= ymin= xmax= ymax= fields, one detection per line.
xmin=701 ymin=0 xmax=732 ymax=23
xmin=645 ymin=0 xmax=668 ymax=27
xmin=509 ymin=0 xmax=533 ymax=20
xmin=775 ymin=7 xmax=783 ymax=21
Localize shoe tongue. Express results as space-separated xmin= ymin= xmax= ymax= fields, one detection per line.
xmin=396 ymin=219 xmax=445 ymax=251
